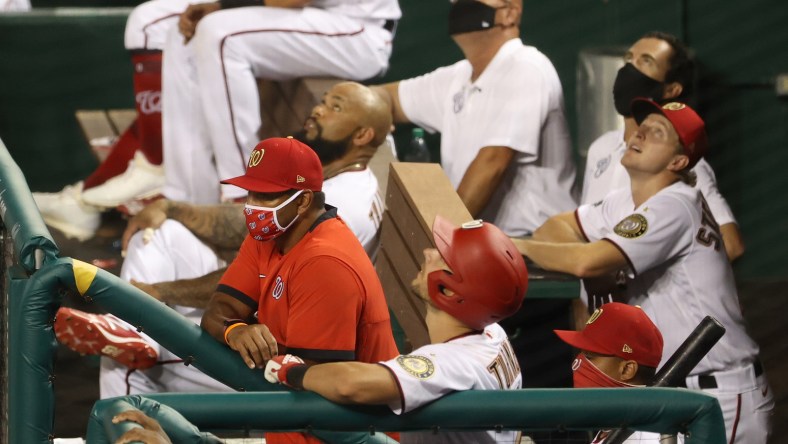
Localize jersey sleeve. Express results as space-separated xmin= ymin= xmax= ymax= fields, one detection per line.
xmin=576 ymin=189 xmax=627 ymax=242
xmin=692 ymin=159 xmax=736 ymax=226
xmin=283 ymin=255 xmax=364 ymax=361
xmin=603 ymin=195 xmax=694 ymax=275
xmin=217 ymin=235 xmax=260 ymax=309
xmin=379 ymin=344 xmax=478 ymax=415
xmin=398 ymin=64 xmax=457 ymax=134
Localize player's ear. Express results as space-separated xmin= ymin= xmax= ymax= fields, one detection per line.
xmin=619 ymin=360 xmax=639 ymax=382
xmin=668 ymin=153 xmax=690 ymax=172
xmin=295 ymin=190 xmax=314 ymax=214
xmin=352 ymin=126 xmax=375 ymax=147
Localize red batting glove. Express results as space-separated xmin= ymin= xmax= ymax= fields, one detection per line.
xmin=264 ymin=354 xmax=306 ymax=389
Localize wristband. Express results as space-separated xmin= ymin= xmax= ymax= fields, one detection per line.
xmin=223 ymin=320 xmax=248 ymax=345
xmin=286 ymin=364 xmax=309 ymax=390
xmin=219 ymin=0 xmax=264 ymax=9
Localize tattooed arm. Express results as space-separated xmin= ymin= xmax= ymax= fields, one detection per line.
xmin=131 ymin=268 xmax=228 ymax=309
xmin=122 ymin=200 xmax=247 ymax=253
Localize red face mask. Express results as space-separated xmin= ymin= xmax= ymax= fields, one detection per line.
xmin=243 ymin=190 xmax=303 ymax=242
xmin=572 ymin=353 xmax=635 ymax=389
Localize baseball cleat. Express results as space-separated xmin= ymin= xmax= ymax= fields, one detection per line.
xmin=32 ymin=181 xmax=102 ymax=241
xmin=81 ymin=151 xmax=164 ymax=208
xmin=54 ymin=307 xmax=158 ymax=370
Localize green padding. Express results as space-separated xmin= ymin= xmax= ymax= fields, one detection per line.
xmin=8 ymin=266 xmax=57 ymax=444
xmin=64 ymin=258 xmax=284 ymax=393
xmin=0 ymin=138 xmax=59 ymax=271
xmin=88 ymin=389 xmax=725 ymax=443
xmin=527 ymin=279 xmax=580 ymax=299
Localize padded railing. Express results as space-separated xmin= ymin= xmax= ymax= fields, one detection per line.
xmin=86 ymin=388 xmax=727 ymax=444
xmin=0 ymin=138 xmax=59 ymax=271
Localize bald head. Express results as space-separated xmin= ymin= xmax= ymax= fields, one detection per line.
xmin=332 ymin=81 xmax=393 ymax=147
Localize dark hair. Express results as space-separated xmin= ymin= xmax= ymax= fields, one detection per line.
xmin=641 ymin=31 xmax=694 ymax=100
xmin=311 ymin=191 xmax=326 ymax=208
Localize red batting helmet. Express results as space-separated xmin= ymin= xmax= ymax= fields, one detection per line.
xmin=427 ymin=216 xmax=529 ymax=330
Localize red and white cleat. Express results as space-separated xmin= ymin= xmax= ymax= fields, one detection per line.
xmin=54 ymin=307 xmax=158 ymax=370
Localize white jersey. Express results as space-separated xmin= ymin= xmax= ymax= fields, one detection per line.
xmin=581 ymin=129 xmax=736 ymax=226
xmin=576 ymin=182 xmax=759 ymax=375
xmin=0 ymin=0 xmax=30 ymax=11
xmin=161 ymin=0 xmax=401 ymax=203
xmin=323 ymin=168 xmax=383 ymax=257
xmin=398 ymin=38 xmax=576 ymax=236
xmin=380 ymin=323 xmax=521 ymax=444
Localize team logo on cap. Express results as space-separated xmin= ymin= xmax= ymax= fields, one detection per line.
xmin=662 ymin=102 xmax=686 ymax=111
xmin=587 ymin=308 xmax=603 ymax=325
xmin=622 ymin=344 xmax=633 ymax=354
xmin=296 ymin=175 xmax=305 ymax=183
xmin=396 ymin=355 xmax=435 ymax=380
xmin=248 ymin=149 xmax=264 ymax=167
xmin=614 ymin=214 xmax=648 ymax=239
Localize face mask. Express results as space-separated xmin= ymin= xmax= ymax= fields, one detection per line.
xmin=244 ymin=190 xmax=303 ymax=242
xmin=572 ymin=353 xmax=634 ymax=388
xmin=612 ymin=63 xmax=666 ymax=117
xmin=448 ymin=0 xmax=501 ymax=36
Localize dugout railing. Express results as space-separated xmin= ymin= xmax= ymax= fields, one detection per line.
xmin=0 ymin=138 xmax=727 ymax=443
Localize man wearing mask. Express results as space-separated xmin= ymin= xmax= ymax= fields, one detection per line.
xmin=374 ymin=0 xmax=576 ymax=237
xmin=54 ymin=83 xmax=395 ymax=400
xmin=582 ymin=32 xmax=744 ymax=262
xmin=555 ymin=302 xmax=671 ymax=443
xmin=516 ymin=100 xmax=773 ymax=443
xmin=202 ymin=137 xmax=399 ymax=443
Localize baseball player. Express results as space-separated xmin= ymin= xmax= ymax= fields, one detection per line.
xmin=32 ymin=0 xmax=209 ymax=239
xmin=201 ymin=137 xmax=398 ymax=443
xmin=55 ymin=82 xmax=394 ymax=400
xmin=158 ymin=0 xmax=401 ymax=204
xmin=577 ymin=32 xmax=746 ymax=323
xmin=515 ymin=100 xmax=773 ymax=444
xmin=556 ymin=302 xmax=676 ymax=443
xmin=373 ymin=0 xmax=576 ymax=237
xmin=581 ymin=31 xmax=744 ymax=261
xmin=265 ymin=215 xmax=528 ymax=444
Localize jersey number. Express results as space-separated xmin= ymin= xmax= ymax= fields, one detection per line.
xmin=695 ymin=197 xmax=722 ymax=251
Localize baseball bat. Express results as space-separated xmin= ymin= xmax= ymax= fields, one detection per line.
xmin=602 ymin=316 xmax=726 ymax=444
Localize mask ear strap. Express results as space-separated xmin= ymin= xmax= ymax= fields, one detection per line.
xmin=272 ymin=190 xmax=305 ymax=230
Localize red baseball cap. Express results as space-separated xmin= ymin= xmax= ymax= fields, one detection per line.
xmin=221 ymin=137 xmax=323 ymax=193
xmin=554 ymin=302 xmax=663 ymax=368
xmin=631 ymin=99 xmax=708 ymax=169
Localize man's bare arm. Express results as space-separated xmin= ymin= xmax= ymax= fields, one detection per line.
xmin=456 ymin=146 xmax=515 ymax=218
xmin=132 ymin=268 xmax=228 ymax=309
xmin=165 ymin=202 xmax=247 ymax=249
xmin=532 ymin=211 xmax=585 ymax=243
xmin=514 ymin=239 xmax=628 ymax=278
xmin=303 ymin=361 xmax=400 ymax=405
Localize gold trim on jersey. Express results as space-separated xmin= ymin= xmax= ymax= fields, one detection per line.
xmin=614 ymin=214 xmax=648 ymax=239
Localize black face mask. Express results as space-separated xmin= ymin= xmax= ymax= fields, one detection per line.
xmin=448 ymin=0 xmax=500 ymax=36
xmin=293 ymin=126 xmax=353 ymax=165
xmin=612 ymin=63 xmax=666 ymax=117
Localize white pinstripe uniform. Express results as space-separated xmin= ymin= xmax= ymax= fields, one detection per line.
xmin=576 ymin=182 xmax=774 ymax=444
xmin=579 ymin=129 xmax=739 ymax=311
xmin=100 ymin=168 xmax=383 ymax=398
xmin=160 ymin=0 xmax=401 ymax=204
xmin=380 ymin=323 xmax=522 ymax=444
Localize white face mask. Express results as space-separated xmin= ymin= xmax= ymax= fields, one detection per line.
xmin=243 ymin=190 xmax=303 ymax=242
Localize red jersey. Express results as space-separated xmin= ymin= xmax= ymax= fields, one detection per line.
xmin=218 ymin=210 xmax=398 ymax=444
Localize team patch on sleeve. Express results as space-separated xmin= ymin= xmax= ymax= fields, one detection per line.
xmin=396 ymin=355 xmax=435 ymax=380
xmin=613 ymin=214 xmax=648 ymax=239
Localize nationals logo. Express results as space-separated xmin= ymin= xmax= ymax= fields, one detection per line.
xmin=272 ymin=275 xmax=285 ymax=300
xmin=136 ymin=90 xmax=162 ymax=115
